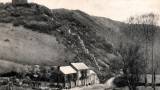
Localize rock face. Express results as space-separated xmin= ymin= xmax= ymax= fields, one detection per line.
xmin=12 ymin=0 xmax=28 ymax=5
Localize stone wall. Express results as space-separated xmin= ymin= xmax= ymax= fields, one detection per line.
xmin=12 ymin=0 xmax=28 ymax=5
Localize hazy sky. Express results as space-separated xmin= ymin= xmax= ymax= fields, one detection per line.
xmin=0 ymin=0 xmax=160 ymax=22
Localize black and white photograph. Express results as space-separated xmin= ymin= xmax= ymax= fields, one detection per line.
xmin=0 ymin=0 xmax=159 ymax=90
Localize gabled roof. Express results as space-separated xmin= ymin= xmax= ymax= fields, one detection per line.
xmin=71 ymin=62 xmax=89 ymax=70
xmin=60 ymin=66 xmax=77 ymax=75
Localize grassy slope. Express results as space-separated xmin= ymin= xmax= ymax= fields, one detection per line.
xmin=0 ymin=23 xmax=75 ymax=72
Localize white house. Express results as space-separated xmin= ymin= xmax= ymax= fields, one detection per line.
xmin=71 ymin=62 xmax=98 ymax=86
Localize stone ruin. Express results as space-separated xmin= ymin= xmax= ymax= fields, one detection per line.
xmin=12 ymin=0 xmax=28 ymax=5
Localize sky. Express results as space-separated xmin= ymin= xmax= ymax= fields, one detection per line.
xmin=0 ymin=0 xmax=160 ymax=22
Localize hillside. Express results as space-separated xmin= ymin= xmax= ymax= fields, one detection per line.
xmin=0 ymin=3 xmax=121 ymax=82
xmin=0 ymin=2 xmax=159 ymax=83
xmin=0 ymin=23 xmax=71 ymax=65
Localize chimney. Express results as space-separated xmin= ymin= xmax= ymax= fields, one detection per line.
xmin=57 ymin=66 xmax=60 ymax=70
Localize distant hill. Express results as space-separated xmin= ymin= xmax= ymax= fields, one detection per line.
xmin=0 ymin=3 xmax=159 ymax=82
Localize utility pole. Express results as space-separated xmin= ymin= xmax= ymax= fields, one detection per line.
xmin=150 ymin=13 xmax=158 ymax=90
xmin=151 ymin=26 xmax=155 ymax=90
xmin=144 ymin=23 xmax=148 ymax=87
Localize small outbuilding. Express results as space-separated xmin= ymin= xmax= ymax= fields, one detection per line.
xmin=12 ymin=0 xmax=28 ymax=5
xmin=88 ymin=70 xmax=100 ymax=85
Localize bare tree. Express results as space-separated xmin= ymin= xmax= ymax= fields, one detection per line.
xmin=116 ymin=42 xmax=146 ymax=90
xmin=127 ymin=13 xmax=159 ymax=90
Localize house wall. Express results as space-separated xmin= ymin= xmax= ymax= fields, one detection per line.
xmin=75 ymin=69 xmax=90 ymax=86
xmin=87 ymin=74 xmax=100 ymax=85
xmin=58 ymin=74 xmax=77 ymax=89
